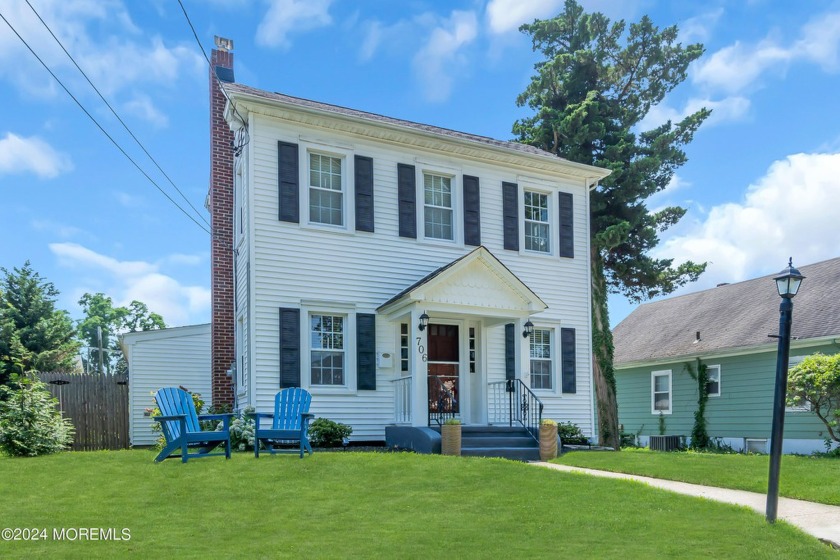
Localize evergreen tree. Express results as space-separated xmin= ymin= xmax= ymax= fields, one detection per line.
xmin=0 ymin=262 xmax=80 ymax=384
xmin=514 ymin=1 xmax=708 ymax=447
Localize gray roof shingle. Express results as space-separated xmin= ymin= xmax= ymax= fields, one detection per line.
xmin=613 ymin=257 xmax=840 ymax=365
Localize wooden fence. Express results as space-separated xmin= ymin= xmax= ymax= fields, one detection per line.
xmin=38 ymin=372 xmax=130 ymax=451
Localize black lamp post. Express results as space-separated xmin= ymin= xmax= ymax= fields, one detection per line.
xmin=766 ymin=258 xmax=805 ymax=523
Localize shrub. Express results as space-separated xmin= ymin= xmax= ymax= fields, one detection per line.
xmin=556 ymin=421 xmax=588 ymax=445
xmin=228 ymin=406 xmax=256 ymax=452
xmin=308 ymin=418 xmax=352 ymax=447
xmin=444 ymin=418 xmax=461 ymax=425
xmin=0 ymin=378 xmax=74 ymax=457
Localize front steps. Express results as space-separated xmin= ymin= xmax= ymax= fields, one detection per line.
xmin=435 ymin=425 xmax=541 ymax=461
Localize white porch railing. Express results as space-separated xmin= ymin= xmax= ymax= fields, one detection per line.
xmin=393 ymin=376 xmax=412 ymax=424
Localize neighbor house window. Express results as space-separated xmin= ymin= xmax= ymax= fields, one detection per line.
xmin=310 ymin=314 xmax=345 ymax=385
xmin=524 ymin=190 xmax=550 ymax=253
xmin=400 ymin=323 xmax=409 ymax=373
xmin=530 ymin=328 xmax=553 ymax=390
xmin=309 ymin=153 xmax=344 ymax=226
xmin=706 ymin=365 xmax=721 ymax=397
xmin=785 ymin=356 xmax=812 ymax=412
xmin=651 ymin=370 xmax=672 ymax=414
xmin=424 ymin=173 xmax=453 ymax=240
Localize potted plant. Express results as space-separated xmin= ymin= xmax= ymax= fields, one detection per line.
xmin=539 ymin=419 xmax=558 ymax=460
xmin=441 ymin=418 xmax=461 ymax=456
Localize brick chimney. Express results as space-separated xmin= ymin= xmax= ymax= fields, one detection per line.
xmin=209 ymin=36 xmax=235 ymax=408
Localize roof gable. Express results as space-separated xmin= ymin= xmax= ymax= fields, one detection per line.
xmin=377 ymin=246 xmax=547 ymax=316
xmin=613 ymin=257 xmax=840 ymax=366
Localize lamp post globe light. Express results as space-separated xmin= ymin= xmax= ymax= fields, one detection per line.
xmin=766 ymin=258 xmax=805 ymax=523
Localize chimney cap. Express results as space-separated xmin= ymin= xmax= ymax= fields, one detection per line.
xmin=214 ymin=36 xmax=234 ymax=52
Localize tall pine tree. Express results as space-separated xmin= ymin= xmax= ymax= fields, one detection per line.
xmin=0 ymin=262 xmax=80 ymax=384
xmin=514 ymin=1 xmax=708 ymax=448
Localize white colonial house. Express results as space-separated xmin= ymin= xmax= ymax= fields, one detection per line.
xmin=207 ymin=39 xmax=610 ymax=452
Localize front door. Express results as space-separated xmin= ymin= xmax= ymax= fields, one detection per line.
xmin=427 ymin=324 xmax=459 ymax=421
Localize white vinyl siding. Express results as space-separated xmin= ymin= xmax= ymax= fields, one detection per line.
xmin=309 ymin=152 xmax=344 ymax=226
xmin=652 ymin=370 xmax=672 ymax=414
xmin=423 ymin=173 xmax=453 ymax=240
xmin=244 ymin=112 xmax=595 ymax=440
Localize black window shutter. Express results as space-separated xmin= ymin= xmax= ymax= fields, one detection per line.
xmin=463 ymin=175 xmax=481 ymax=246
xmin=558 ymin=191 xmax=574 ymax=258
xmin=356 ymin=313 xmax=376 ymax=390
xmin=278 ymin=141 xmax=299 ymax=223
xmin=504 ymin=323 xmax=516 ymax=381
xmin=278 ymin=307 xmax=300 ymax=388
xmin=397 ymin=163 xmax=416 ymax=238
xmin=561 ymin=327 xmax=576 ymax=393
xmin=355 ymin=155 xmax=375 ymax=232
xmin=502 ymin=182 xmax=519 ymax=251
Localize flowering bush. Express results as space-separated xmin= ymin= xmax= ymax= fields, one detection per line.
xmin=0 ymin=378 xmax=74 ymax=457
xmin=228 ymin=406 xmax=256 ymax=452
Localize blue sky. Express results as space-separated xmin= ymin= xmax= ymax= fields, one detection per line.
xmin=1 ymin=0 xmax=839 ymax=328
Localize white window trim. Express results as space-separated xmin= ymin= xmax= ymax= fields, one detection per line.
xmin=706 ymin=364 xmax=721 ymax=397
xmin=651 ymin=370 xmax=672 ymax=415
xmin=302 ymin=308 xmax=357 ymax=394
xmin=785 ymin=355 xmax=812 ymax=412
xmin=300 ymin=143 xmax=355 ymax=232
xmin=416 ymin=164 xmax=461 ymax=245
xmin=529 ymin=326 xmax=555 ymax=393
xmin=518 ymin=182 xmax=555 ymax=257
xmin=234 ymin=157 xmax=246 ymax=249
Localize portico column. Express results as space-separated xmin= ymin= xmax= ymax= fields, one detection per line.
xmin=410 ymin=307 xmax=429 ymax=426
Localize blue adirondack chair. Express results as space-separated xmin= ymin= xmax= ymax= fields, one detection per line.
xmin=153 ymin=387 xmax=232 ymax=463
xmin=250 ymin=388 xmax=314 ymax=458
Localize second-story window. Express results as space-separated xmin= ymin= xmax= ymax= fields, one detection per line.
xmin=524 ymin=190 xmax=550 ymax=253
xmin=309 ymin=153 xmax=344 ymax=226
xmin=424 ymin=173 xmax=453 ymax=240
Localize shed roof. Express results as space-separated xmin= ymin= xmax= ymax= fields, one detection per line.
xmin=613 ymin=257 xmax=840 ymax=365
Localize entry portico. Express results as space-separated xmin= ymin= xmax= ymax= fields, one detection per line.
xmin=377 ymin=246 xmax=547 ymax=427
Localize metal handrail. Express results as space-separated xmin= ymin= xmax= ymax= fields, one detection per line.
xmin=488 ymin=379 xmax=543 ymax=444
xmin=428 ymin=375 xmax=457 ymax=426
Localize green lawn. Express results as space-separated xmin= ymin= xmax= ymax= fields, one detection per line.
xmin=555 ymin=448 xmax=840 ymax=505
xmin=0 ymin=451 xmax=834 ymax=559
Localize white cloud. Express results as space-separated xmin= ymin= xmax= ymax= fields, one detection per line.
xmin=122 ymin=94 xmax=168 ymax=128
xmin=654 ymin=152 xmax=840 ymax=291
xmin=678 ymin=8 xmax=724 ymax=44
xmin=0 ymin=132 xmax=72 ymax=178
xmin=413 ymin=10 xmax=479 ymax=102
xmin=694 ymin=11 xmax=840 ymax=94
xmin=256 ymin=0 xmax=334 ymax=49
xmin=0 ymin=0 xmax=202 ymax=122
xmin=640 ymin=96 xmax=750 ymax=131
xmin=49 ymin=242 xmax=210 ymax=326
xmin=486 ymin=0 xmax=563 ymax=35
xmin=31 ymin=219 xmax=85 ymax=239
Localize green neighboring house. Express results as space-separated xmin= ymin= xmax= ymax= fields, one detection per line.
xmin=613 ymin=257 xmax=840 ymax=454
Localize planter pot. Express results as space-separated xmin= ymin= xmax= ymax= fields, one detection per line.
xmin=441 ymin=424 xmax=461 ymax=456
xmin=539 ymin=423 xmax=558 ymax=461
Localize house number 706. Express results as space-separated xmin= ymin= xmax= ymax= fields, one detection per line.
xmin=416 ymin=337 xmax=427 ymax=362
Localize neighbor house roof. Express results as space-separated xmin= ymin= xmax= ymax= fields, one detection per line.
xmin=222 ymin=82 xmax=611 ymax=180
xmin=613 ymin=257 xmax=840 ymax=366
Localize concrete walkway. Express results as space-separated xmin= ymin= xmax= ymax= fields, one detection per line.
xmin=534 ymin=462 xmax=840 ymax=549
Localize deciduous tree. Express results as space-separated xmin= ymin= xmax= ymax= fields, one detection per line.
xmin=787 ymin=353 xmax=840 ymax=444
xmin=515 ymin=1 xmax=708 ymax=447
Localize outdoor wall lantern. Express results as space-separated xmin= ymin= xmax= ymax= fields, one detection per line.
xmin=766 ymin=258 xmax=804 ymax=523
xmin=418 ymin=313 xmax=430 ymax=332
xmin=522 ymin=320 xmax=534 ymax=338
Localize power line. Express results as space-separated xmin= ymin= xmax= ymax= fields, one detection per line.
xmin=23 ymin=0 xmax=210 ymax=228
xmin=0 ymin=10 xmax=211 ymax=236
xmin=176 ymin=0 xmax=250 ymax=156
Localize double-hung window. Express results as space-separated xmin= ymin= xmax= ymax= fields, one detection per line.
xmin=310 ymin=314 xmax=345 ymax=386
xmin=530 ymin=328 xmax=553 ymax=390
xmin=309 ymin=152 xmax=344 ymax=226
xmin=524 ymin=190 xmax=550 ymax=253
xmin=651 ymin=370 xmax=672 ymax=414
xmin=423 ymin=173 xmax=453 ymax=240
xmin=706 ymin=365 xmax=721 ymax=397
